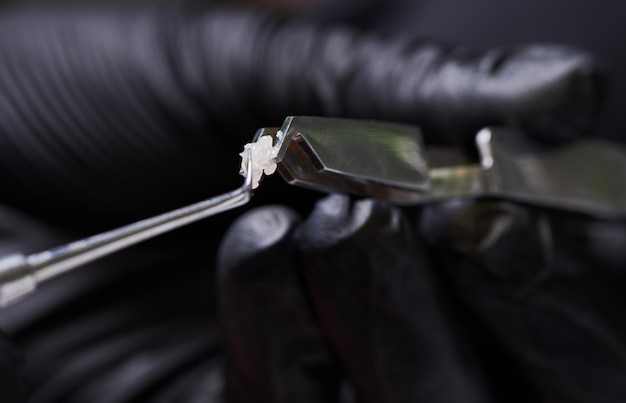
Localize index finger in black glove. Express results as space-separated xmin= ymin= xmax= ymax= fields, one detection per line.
xmin=218 ymin=205 xmax=344 ymax=403
xmin=295 ymin=195 xmax=494 ymax=403
xmin=0 ymin=8 xmax=602 ymax=225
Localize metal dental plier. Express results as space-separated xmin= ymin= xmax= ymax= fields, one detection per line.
xmin=1 ymin=116 xmax=625 ymax=307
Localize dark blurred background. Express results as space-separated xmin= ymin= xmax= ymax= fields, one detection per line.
xmin=2 ymin=0 xmax=621 ymax=143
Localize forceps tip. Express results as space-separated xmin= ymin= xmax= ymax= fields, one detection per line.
xmin=242 ymin=148 xmax=254 ymax=193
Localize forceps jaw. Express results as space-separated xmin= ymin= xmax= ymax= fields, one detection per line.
xmin=256 ymin=116 xmax=432 ymax=202
xmin=268 ymin=116 xmax=626 ymax=217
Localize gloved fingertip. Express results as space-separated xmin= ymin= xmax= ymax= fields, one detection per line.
xmin=297 ymin=194 xmax=405 ymax=252
xmin=500 ymin=46 xmax=605 ymax=143
xmin=430 ymin=44 xmax=605 ymax=147
xmin=218 ymin=205 xmax=302 ymax=271
xmin=218 ymin=206 xmax=343 ymax=403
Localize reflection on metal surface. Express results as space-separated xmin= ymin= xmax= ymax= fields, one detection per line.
xmin=271 ymin=116 xmax=626 ymax=218
xmin=2 ymin=116 xmax=626 ymax=307
xmin=482 ymin=127 xmax=626 ymax=218
xmin=264 ymin=116 xmax=431 ymax=202
xmin=0 ymin=151 xmax=256 ymax=307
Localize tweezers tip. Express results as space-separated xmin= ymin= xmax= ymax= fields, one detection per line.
xmin=243 ymin=148 xmax=254 ymax=192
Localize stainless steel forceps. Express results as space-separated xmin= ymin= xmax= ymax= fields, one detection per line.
xmin=0 ymin=153 xmax=255 ymax=307
xmin=1 ymin=116 xmax=625 ymax=307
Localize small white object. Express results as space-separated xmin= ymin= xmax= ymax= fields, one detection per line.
xmin=276 ymin=129 xmax=284 ymax=142
xmin=240 ymin=135 xmax=279 ymax=189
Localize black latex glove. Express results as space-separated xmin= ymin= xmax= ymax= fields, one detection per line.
xmin=419 ymin=201 xmax=626 ymax=403
xmin=218 ymin=200 xmax=493 ymax=403
xmin=0 ymin=8 xmax=601 ymax=228
xmin=218 ymin=195 xmax=626 ymax=403
xmin=0 ymin=6 xmax=603 ymax=403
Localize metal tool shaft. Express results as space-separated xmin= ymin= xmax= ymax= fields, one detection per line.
xmin=32 ymin=185 xmax=251 ymax=282
xmin=0 ymin=157 xmax=253 ymax=307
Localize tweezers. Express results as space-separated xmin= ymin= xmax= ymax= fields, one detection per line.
xmin=1 ymin=116 xmax=625 ymax=307
xmin=0 ymin=152 xmax=254 ymax=307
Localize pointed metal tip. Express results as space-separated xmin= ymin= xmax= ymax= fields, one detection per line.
xmin=243 ymin=148 xmax=254 ymax=193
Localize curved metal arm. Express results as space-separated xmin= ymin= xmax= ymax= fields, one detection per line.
xmin=0 ymin=155 xmax=254 ymax=308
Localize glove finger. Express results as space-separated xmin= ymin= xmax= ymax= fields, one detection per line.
xmin=296 ymin=194 xmax=494 ymax=403
xmin=0 ymin=9 xmax=602 ymax=225
xmin=420 ymin=200 xmax=626 ymax=402
xmin=218 ymin=205 xmax=343 ymax=403
xmin=245 ymin=21 xmax=602 ymax=146
xmin=0 ymin=12 xmax=239 ymax=224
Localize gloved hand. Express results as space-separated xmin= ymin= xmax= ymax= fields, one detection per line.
xmin=218 ymin=196 xmax=626 ymax=403
xmin=0 ymin=5 xmax=604 ymax=403
xmin=0 ymin=7 xmax=601 ymax=229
